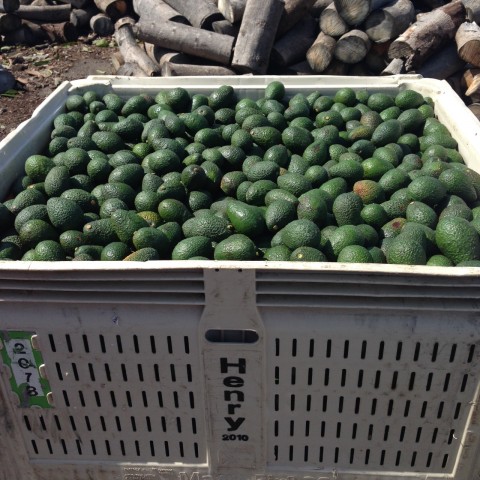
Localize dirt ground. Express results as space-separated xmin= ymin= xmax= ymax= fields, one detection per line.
xmin=0 ymin=34 xmax=115 ymax=142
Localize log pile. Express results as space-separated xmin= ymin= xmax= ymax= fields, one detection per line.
xmin=1 ymin=0 xmax=480 ymax=116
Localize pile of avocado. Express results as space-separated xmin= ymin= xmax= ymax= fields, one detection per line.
xmin=1 ymin=81 xmax=480 ymax=265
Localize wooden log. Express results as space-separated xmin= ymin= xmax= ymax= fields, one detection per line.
xmin=40 ymin=20 xmax=78 ymax=41
xmin=463 ymin=68 xmax=480 ymax=95
xmin=133 ymin=0 xmax=189 ymax=24
xmin=324 ymin=57 xmax=349 ymax=74
xmin=211 ymin=18 xmax=239 ymax=36
xmin=271 ymin=13 xmax=316 ymax=66
xmin=333 ymin=0 xmax=392 ymax=25
xmin=217 ymin=0 xmax=246 ymax=23
xmin=364 ymin=0 xmax=415 ymax=43
xmin=56 ymin=0 xmax=89 ymax=10
xmin=117 ymin=62 xmax=149 ymax=76
xmin=306 ymin=31 xmax=336 ymax=72
xmin=381 ymin=57 xmax=404 ymax=75
xmin=286 ymin=59 xmax=314 ymax=74
xmin=417 ymin=42 xmax=465 ymax=79
xmin=319 ymin=2 xmax=348 ymax=37
xmin=468 ymin=103 xmax=480 ymax=120
xmin=420 ymin=0 xmax=447 ymax=8
xmin=456 ymin=21 xmax=480 ymax=67
xmin=90 ymin=12 xmax=113 ymax=35
xmin=70 ymin=6 xmax=97 ymax=27
xmin=161 ymin=62 xmax=237 ymax=76
xmin=231 ymin=0 xmax=284 ymax=74
xmin=277 ymin=0 xmax=317 ymax=36
xmin=334 ymin=29 xmax=371 ymax=64
xmin=4 ymin=22 xmax=44 ymax=43
xmin=134 ymin=20 xmax=235 ymax=65
xmin=93 ymin=0 xmax=127 ymax=20
xmin=8 ymin=4 xmax=71 ymax=22
xmin=144 ymin=43 xmax=178 ymax=64
xmin=161 ymin=0 xmax=223 ymax=29
xmin=311 ymin=0 xmax=331 ymax=16
xmin=463 ymin=0 xmax=480 ymax=23
xmin=115 ymin=18 xmax=161 ymax=76
xmin=0 ymin=11 xmax=21 ymax=32
xmin=364 ymin=49 xmax=388 ymax=73
xmin=0 ymin=0 xmax=19 ymax=13
xmin=388 ymin=0 xmax=466 ymax=71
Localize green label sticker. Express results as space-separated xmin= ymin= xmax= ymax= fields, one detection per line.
xmin=0 ymin=331 xmax=52 ymax=408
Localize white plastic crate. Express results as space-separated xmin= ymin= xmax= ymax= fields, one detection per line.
xmin=1 ymin=76 xmax=480 ymax=480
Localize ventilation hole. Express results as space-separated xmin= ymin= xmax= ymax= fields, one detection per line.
xmin=461 ymin=374 xmax=468 ymax=392
xmin=85 ymin=416 xmax=91 ymax=431
xmin=399 ymin=426 xmax=406 ymax=442
xmin=150 ymin=336 xmax=156 ymax=354
xmin=292 ymin=338 xmax=297 ymax=357
xmin=192 ymin=418 xmax=197 ymax=434
xmin=319 ymin=446 xmax=323 ymax=462
xmin=339 ymin=396 xmax=344 ymax=413
xmin=46 ymin=439 xmax=53 ymax=455
xmin=105 ymin=440 xmax=111 ymax=456
xmin=454 ymin=403 xmax=461 ymax=420
xmin=432 ymin=428 xmax=438 ymax=444
xmin=120 ymin=440 xmax=126 ymax=456
xmin=367 ymin=424 xmax=373 ymax=441
xmin=91 ymin=440 xmax=96 ymax=455
xmin=352 ymin=423 xmax=357 ymax=439
xmin=173 ymin=391 xmax=179 ymax=408
xmin=448 ymin=344 xmax=457 ymax=362
xmin=288 ymin=445 xmax=293 ymax=462
xmin=448 ymin=429 xmax=455 ymax=444
xmin=54 ymin=415 xmax=61 ymax=431
xmin=414 ymin=342 xmax=420 ymax=361
xmin=415 ymin=427 xmax=422 ymax=443
xmin=383 ymin=425 xmax=389 ymax=441
xmin=189 ymin=391 xmax=195 ymax=409
xmin=48 ymin=334 xmax=56 ymax=352
xmin=421 ymin=401 xmax=427 ymax=418
xmin=170 ymin=364 xmax=176 ymax=382
xmin=146 ymin=416 xmax=152 ymax=432
xmin=76 ymin=439 xmax=82 ymax=455
xmin=437 ymin=402 xmax=444 ymax=419
xmin=334 ymin=447 xmax=339 ymax=463
xmin=289 ymin=420 xmax=294 ymax=437
xmin=275 ymin=338 xmax=280 ymax=356
xmin=426 ymin=373 xmax=433 ymax=391
xmin=426 ymin=452 xmax=432 ymax=468
xmin=126 ymin=391 xmax=132 ymax=407
xmin=380 ymin=450 xmax=385 ymax=466
xmin=116 ymin=335 xmax=123 ymax=354
xmin=395 ymin=450 xmax=401 ymax=466
xmin=326 ymin=339 xmax=332 ymax=358
xmin=115 ymin=416 xmax=121 ymax=431
xmin=404 ymin=400 xmax=410 ymax=417
xmin=56 ymin=363 xmax=63 ymax=381
xmin=79 ymin=391 xmax=86 ymax=407
xmin=121 ymin=364 xmax=128 ymax=382
xmin=31 ymin=440 xmax=39 ymax=454
xmin=305 ymin=421 xmax=310 ymax=437
xmin=321 ymin=421 xmax=325 ymax=437
xmin=110 ymin=391 xmax=117 ymax=408
xmin=443 ymin=373 xmax=450 ymax=392
xmin=274 ymin=420 xmax=279 ymax=437
xmin=344 ymin=340 xmax=349 ymax=358
xmin=365 ymin=449 xmax=370 ymax=465
xmin=179 ymin=442 xmax=184 ymax=458
xmin=167 ymin=336 xmax=173 ymax=354
xmin=291 ymin=367 xmax=296 ymax=385
xmin=409 ymin=451 xmax=417 ymax=467
xmin=138 ymin=364 xmax=144 ymax=382
xmin=396 ymin=342 xmax=403 ymax=361
xmin=165 ymin=441 xmax=170 ymax=457
xmin=341 ymin=369 xmax=347 ymax=387
xmin=468 ymin=345 xmax=475 ymax=363
xmin=350 ymin=448 xmax=354 ymax=464
xmin=63 ymin=390 xmax=70 ymax=407
xmin=129 ymin=416 xmax=136 ymax=432
xmin=304 ymin=446 xmax=309 ymax=462
xmin=24 ymin=416 xmax=32 ymax=431
xmin=152 ymin=365 xmax=159 ymax=383
xmin=105 ymin=364 xmax=111 ymax=382
xmin=274 ymin=445 xmax=279 ymax=461
xmin=290 ymin=394 xmax=295 ymax=411
xmin=82 ymin=334 xmax=89 ymax=353
xmin=274 ymin=394 xmax=279 ymax=411
xmin=408 ymin=372 xmax=415 ymax=391
xmin=432 ymin=342 xmax=439 ymax=362
xmin=186 ymin=364 xmax=192 ymax=383
xmin=374 ymin=370 xmax=381 ymax=388
xmin=378 ymin=341 xmax=384 ymax=360
xmin=306 ymin=394 xmax=311 ymax=412
xmin=39 ymin=416 xmax=47 ymax=431
xmin=336 ymin=422 xmax=342 ymax=438
xmin=135 ymin=440 xmax=140 ymax=457
xmin=358 ymin=370 xmax=364 ymax=388
xmin=133 ymin=335 xmax=140 ymax=354
xmin=99 ymin=335 xmax=106 ymax=354
xmin=322 ymin=395 xmax=327 ymax=412
xmin=309 ymin=339 xmax=314 ymax=357
xmin=65 ymin=334 xmax=73 ymax=353
xmin=442 ymin=454 xmax=449 ymax=468
xmin=61 ymin=439 xmax=67 ymax=454
xmin=307 ymin=367 xmax=313 ymax=386
xmin=355 ymin=397 xmax=360 ymax=414
xmin=150 ymin=441 xmax=156 ymax=457
xmin=361 ymin=340 xmax=367 ymax=359
xmin=158 ymin=391 xmax=164 ymax=408
xmin=184 ymin=336 xmax=190 ymax=354
xmin=176 ymin=417 xmax=182 ymax=433
xmin=69 ymin=416 xmax=76 ymax=431
xmin=72 ymin=363 xmax=79 ymax=381
xmin=88 ymin=363 xmax=96 ymax=382
xmin=371 ymin=399 xmax=377 ymax=415
xmin=324 ymin=368 xmax=329 ymax=386
xmin=100 ymin=416 xmax=106 ymax=432
xmin=161 ymin=417 xmax=167 ymax=433
xmin=391 ymin=371 xmax=398 ymax=390
xmin=142 ymin=391 xmax=148 ymax=407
